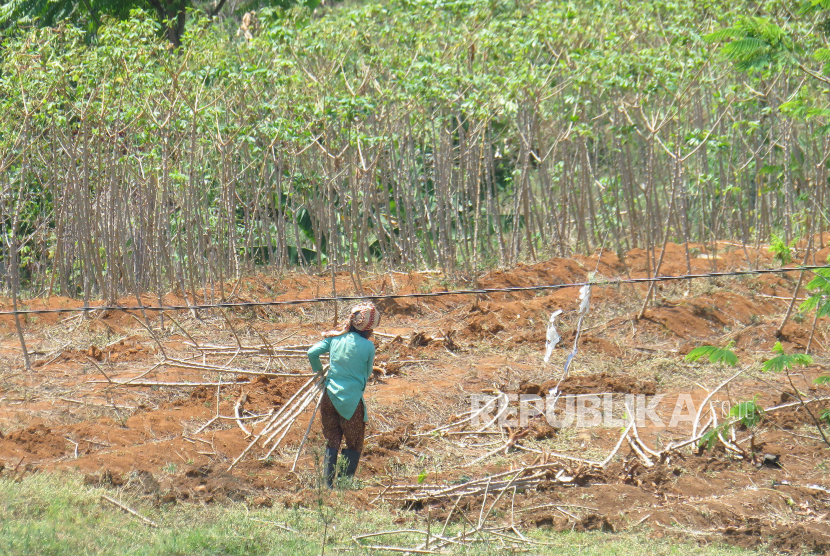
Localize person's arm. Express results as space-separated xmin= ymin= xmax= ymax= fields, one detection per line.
xmin=307 ymin=338 xmax=332 ymax=375
xmin=365 ymin=343 xmax=376 ymax=381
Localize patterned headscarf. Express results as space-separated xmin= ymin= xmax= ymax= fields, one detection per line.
xmin=322 ymin=302 xmax=381 ymax=337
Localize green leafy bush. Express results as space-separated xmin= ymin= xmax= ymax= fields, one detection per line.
xmin=685 ymin=342 xmax=738 ymax=367
xmin=1 ymin=0 xmax=828 ymax=297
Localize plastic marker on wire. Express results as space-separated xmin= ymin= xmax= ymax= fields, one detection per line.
xmin=546 ymin=278 xmax=593 ymax=413
xmin=543 ymin=310 xmax=562 ymax=364
xmin=578 ymin=283 xmax=591 ymax=315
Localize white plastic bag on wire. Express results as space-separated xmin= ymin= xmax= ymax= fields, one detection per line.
xmin=543 ymin=309 xmax=562 ymax=363
xmin=578 ymin=284 xmax=591 ymax=316
xmin=546 ymin=282 xmax=593 ymax=409
xmin=563 ymin=284 xmax=592 ymax=376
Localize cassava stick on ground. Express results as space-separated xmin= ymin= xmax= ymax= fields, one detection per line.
xmin=228 ymin=374 xmax=323 ymax=470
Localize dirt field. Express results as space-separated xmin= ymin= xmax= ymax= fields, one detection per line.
xmin=2 ymin=241 xmax=830 ymax=553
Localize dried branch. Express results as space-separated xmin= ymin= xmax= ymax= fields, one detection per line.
xmin=100 ymin=495 xmax=158 ymax=528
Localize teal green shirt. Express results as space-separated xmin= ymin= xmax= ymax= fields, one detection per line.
xmin=307 ymin=332 xmax=375 ymax=422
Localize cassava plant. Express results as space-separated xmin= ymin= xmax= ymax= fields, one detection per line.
xmin=686 ymin=343 xmax=766 ymax=457
xmin=800 ymin=260 xmax=830 ymax=352
xmin=686 ymin=341 xmax=745 ymax=453
xmin=762 ymin=342 xmax=829 ymax=446
xmin=769 ymin=234 xmax=796 ymax=266
xmin=685 ymin=341 xmax=739 ymax=368
xmin=698 ymin=398 xmax=764 ymax=455
xmin=1 ymin=0 xmax=829 ymax=301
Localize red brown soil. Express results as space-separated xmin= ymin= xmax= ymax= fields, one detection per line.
xmin=2 ymin=240 xmax=830 ymax=552
xmin=534 ymin=372 xmax=657 ymax=396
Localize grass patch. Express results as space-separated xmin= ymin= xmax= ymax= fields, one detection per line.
xmin=0 ymin=472 xmax=762 ymax=555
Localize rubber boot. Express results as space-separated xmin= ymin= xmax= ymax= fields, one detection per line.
xmin=341 ymin=449 xmax=361 ymax=478
xmin=324 ymin=448 xmax=338 ymax=488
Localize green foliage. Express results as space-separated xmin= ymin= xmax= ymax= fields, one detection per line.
xmin=729 ymin=398 xmax=765 ymax=428
xmin=3 ymin=473 xmax=752 ymax=555
xmin=698 ymin=428 xmax=720 ymax=451
xmin=800 ymin=265 xmax=830 ymax=319
xmin=1 ymin=0 xmax=830 ymax=295
xmin=0 ymin=0 xmax=316 ymax=45
xmin=708 ymin=0 xmax=830 ymax=136
xmin=762 ymin=342 xmax=813 ymax=373
xmin=699 ymin=397 xmax=763 ymax=451
xmin=1 ymin=0 xmax=164 ymax=41
xmin=705 ymin=16 xmax=796 ymax=71
xmin=685 ymin=342 xmax=739 ymax=367
xmin=768 ymin=234 xmax=795 ymax=265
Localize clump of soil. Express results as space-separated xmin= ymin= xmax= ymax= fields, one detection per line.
xmin=88 ymin=345 xmax=104 ymax=360
xmin=577 ymin=336 xmax=621 ymax=357
xmin=526 ymin=419 xmax=557 ymax=440
xmin=190 ymin=386 xmax=214 ymax=402
xmin=529 ymin=512 xmax=568 ymax=529
xmin=86 ymin=466 xmax=260 ymax=504
xmin=376 ymin=425 xmax=416 ymax=450
xmin=376 ymin=297 xmax=421 ymax=316
xmin=45 ymin=338 xmax=151 ymax=366
xmin=518 ymin=381 xmax=541 ymax=395
xmin=465 ymin=315 xmax=504 ymax=338
xmin=537 ymin=372 xmax=656 ymax=396
xmin=84 ymin=468 xmax=126 ymax=487
xmin=622 ymin=464 xmax=681 ymax=491
xmin=409 ymin=332 xmax=432 ymax=347
xmin=574 ymin=514 xmax=615 ymax=533
xmin=766 ymin=407 xmax=815 ymax=430
xmin=769 ymin=525 xmax=830 ymax=554
xmin=129 ymin=469 xmax=161 ymax=494
xmin=105 ymin=339 xmax=151 ymax=363
xmin=554 ymin=332 xmax=621 ymax=357
xmin=719 ymin=522 xmax=763 ymax=549
xmin=225 ymin=375 xmax=306 ymax=410
xmin=3 ymin=424 xmax=68 ymax=458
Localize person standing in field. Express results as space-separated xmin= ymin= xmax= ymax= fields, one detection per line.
xmin=307 ymin=302 xmax=379 ymax=488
